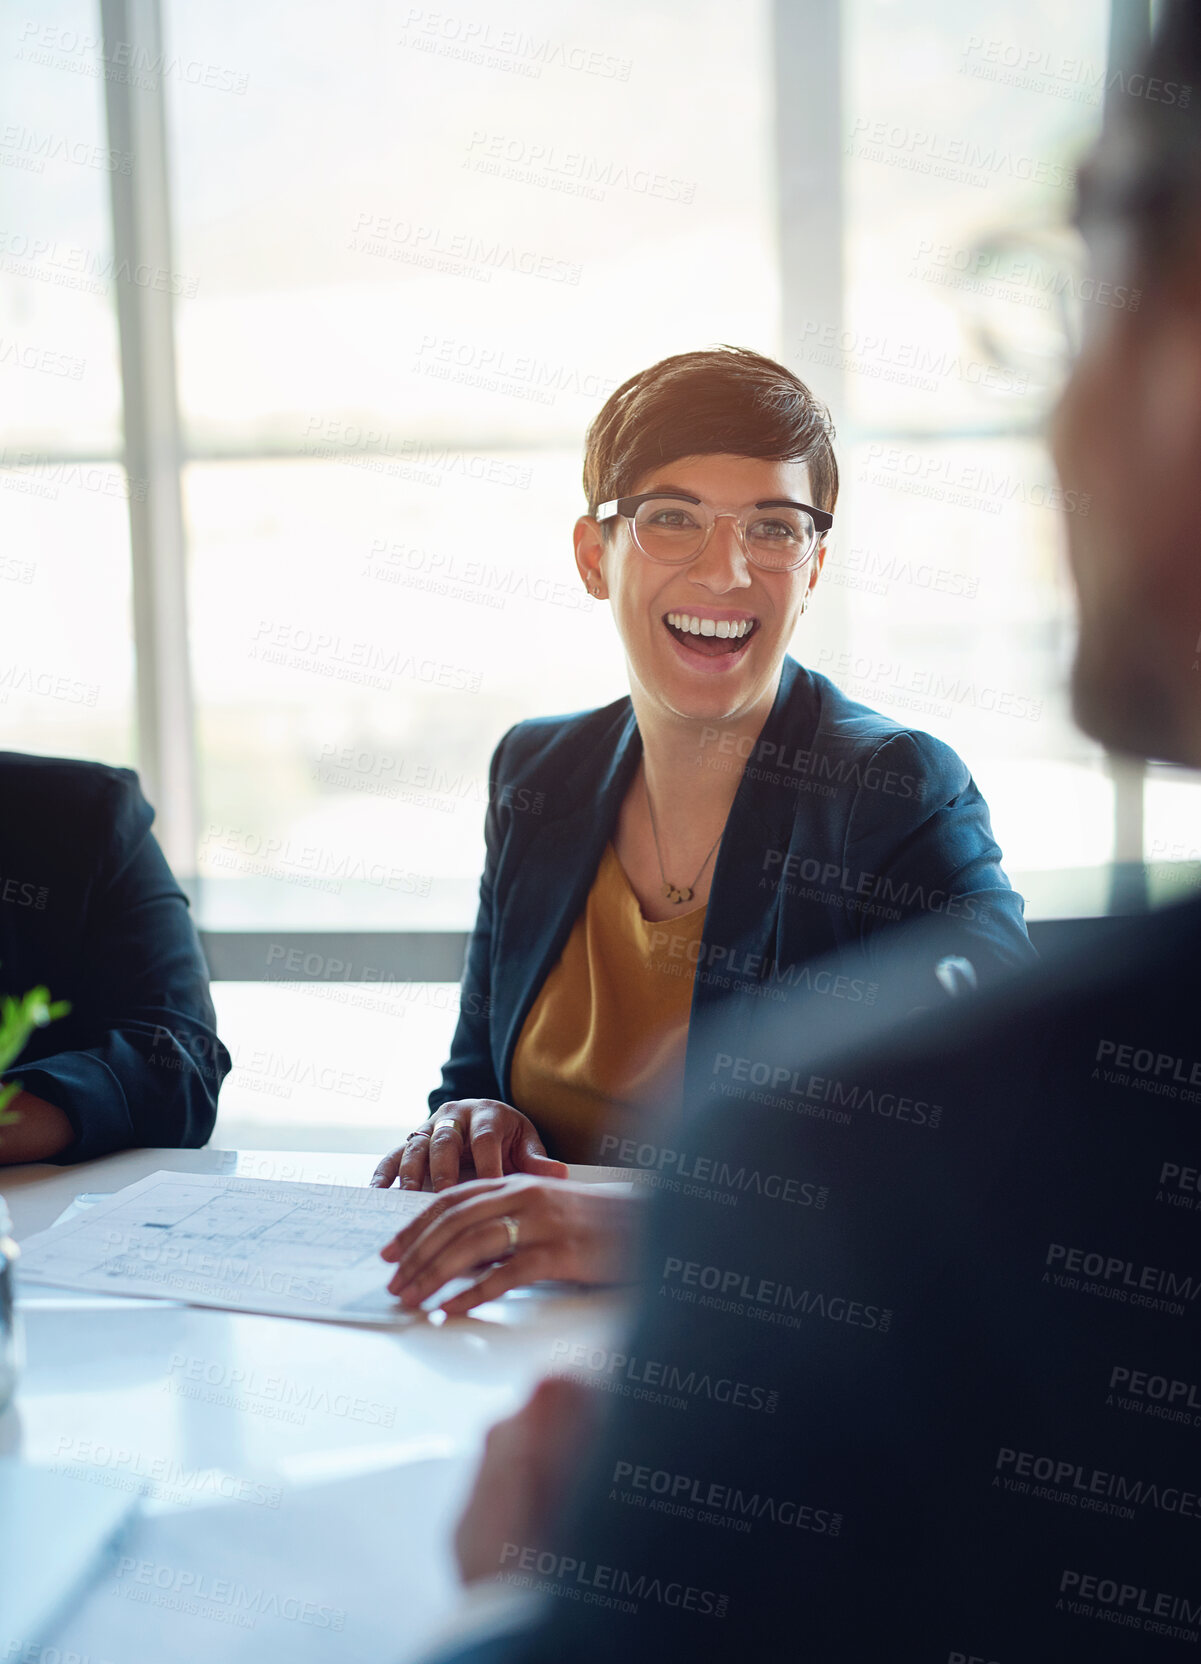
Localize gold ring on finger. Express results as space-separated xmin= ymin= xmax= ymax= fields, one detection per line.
xmin=498 ymin=1214 xmax=519 ymax=1254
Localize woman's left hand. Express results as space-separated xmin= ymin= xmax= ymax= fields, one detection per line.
xmin=380 ymin=1175 xmax=640 ymax=1316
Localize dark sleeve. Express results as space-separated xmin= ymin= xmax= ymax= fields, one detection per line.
xmin=428 ymin=729 xmax=513 ymax=1112
xmin=13 ymin=771 xmax=230 ymax=1163
xmin=843 ymin=730 xmax=1035 ymax=986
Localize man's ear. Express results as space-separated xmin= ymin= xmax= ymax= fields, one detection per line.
xmin=574 ymin=516 xmax=607 ymax=598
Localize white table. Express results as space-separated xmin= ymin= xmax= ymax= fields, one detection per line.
xmin=1 ymin=1148 xmax=627 ymax=1662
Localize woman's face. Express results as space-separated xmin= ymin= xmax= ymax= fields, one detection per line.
xmin=576 ymin=452 xmax=827 ymax=727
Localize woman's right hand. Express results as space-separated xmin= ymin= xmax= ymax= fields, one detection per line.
xmin=370 ymin=1099 xmax=568 ymax=1193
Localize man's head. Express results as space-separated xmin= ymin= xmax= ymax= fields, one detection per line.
xmin=1052 ymin=1 xmax=1201 ymax=764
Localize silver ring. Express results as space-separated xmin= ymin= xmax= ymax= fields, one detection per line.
xmin=499 ymin=1214 xmax=519 ymax=1253
xmin=436 ymin=1116 xmax=467 ymax=1140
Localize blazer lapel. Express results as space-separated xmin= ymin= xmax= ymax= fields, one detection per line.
xmin=494 ymin=704 xmax=642 ymax=1095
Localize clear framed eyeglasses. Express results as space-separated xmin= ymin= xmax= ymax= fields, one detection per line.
xmin=595 ymin=493 xmax=833 ymax=573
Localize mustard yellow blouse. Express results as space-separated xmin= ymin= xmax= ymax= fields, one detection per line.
xmin=510 ymin=842 xmax=704 ymax=1163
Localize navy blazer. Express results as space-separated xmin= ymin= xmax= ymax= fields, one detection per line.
xmin=0 ymin=752 xmax=230 ymax=1163
xmin=431 ymin=657 xmax=1033 ymax=1137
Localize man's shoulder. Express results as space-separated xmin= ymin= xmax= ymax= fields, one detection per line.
xmin=0 ymin=752 xmax=151 ymax=862
xmin=0 ymin=749 xmax=142 ymax=799
xmin=880 ymin=897 xmax=1200 ymax=1081
xmin=730 ymin=896 xmax=1199 ymax=1087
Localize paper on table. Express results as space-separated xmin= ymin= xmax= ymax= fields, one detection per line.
xmin=16 ymin=1171 xmax=438 ymax=1325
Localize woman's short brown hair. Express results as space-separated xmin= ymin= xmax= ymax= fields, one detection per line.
xmin=582 ymin=345 xmax=838 ymax=521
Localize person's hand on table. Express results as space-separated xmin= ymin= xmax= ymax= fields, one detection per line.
xmin=370 ymin=1099 xmax=567 ymax=1194
xmin=454 ymin=1375 xmax=602 ymax=1584
xmin=379 ymin=1174 xmax=641 ymax=1315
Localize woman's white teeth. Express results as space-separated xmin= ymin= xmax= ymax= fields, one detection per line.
xmin=666 ymin=614 xmax=753 ymax=639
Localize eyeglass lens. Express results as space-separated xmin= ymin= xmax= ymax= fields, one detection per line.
xmin=631 ymin=497 xmax=817 ymax=570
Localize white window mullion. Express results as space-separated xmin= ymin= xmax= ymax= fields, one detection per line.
xmin=101 ymin=0 xmax=198 ymax=876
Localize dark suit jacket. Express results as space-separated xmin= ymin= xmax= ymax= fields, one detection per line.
xmin=0 ymin=752 xmax=230 ymax=1163
xmin=430 ymin=655 xmax=1033 ymax=1139
xmin=436 ymin=892 xmax=1201 ymax=1661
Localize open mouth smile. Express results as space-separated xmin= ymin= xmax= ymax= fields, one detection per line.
xmin=663 ymin=610 xmax=760 ymax=663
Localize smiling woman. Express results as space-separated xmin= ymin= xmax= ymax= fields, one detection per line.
xmin=371 ymin=346 xmax=1036 ymax=1314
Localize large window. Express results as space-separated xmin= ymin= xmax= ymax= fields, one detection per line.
xmin=6 ymin=0 xmax=1197 ymax=1149
xmin=167 ymin=0 xmax=776 ymax=930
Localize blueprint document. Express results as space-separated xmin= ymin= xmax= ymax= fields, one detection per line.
xmin=16 ymin=1172 xmax=439 ymax=1324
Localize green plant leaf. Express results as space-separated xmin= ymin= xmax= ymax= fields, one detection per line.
xmin=0 ymin=980 xmax=71 ymax=1137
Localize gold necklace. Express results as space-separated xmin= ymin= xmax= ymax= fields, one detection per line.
xmin=643 ymin=775 xmax=724 ymax=905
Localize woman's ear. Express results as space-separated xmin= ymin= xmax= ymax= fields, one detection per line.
xmin=573 ymin=516 xmax=607 ymax=598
